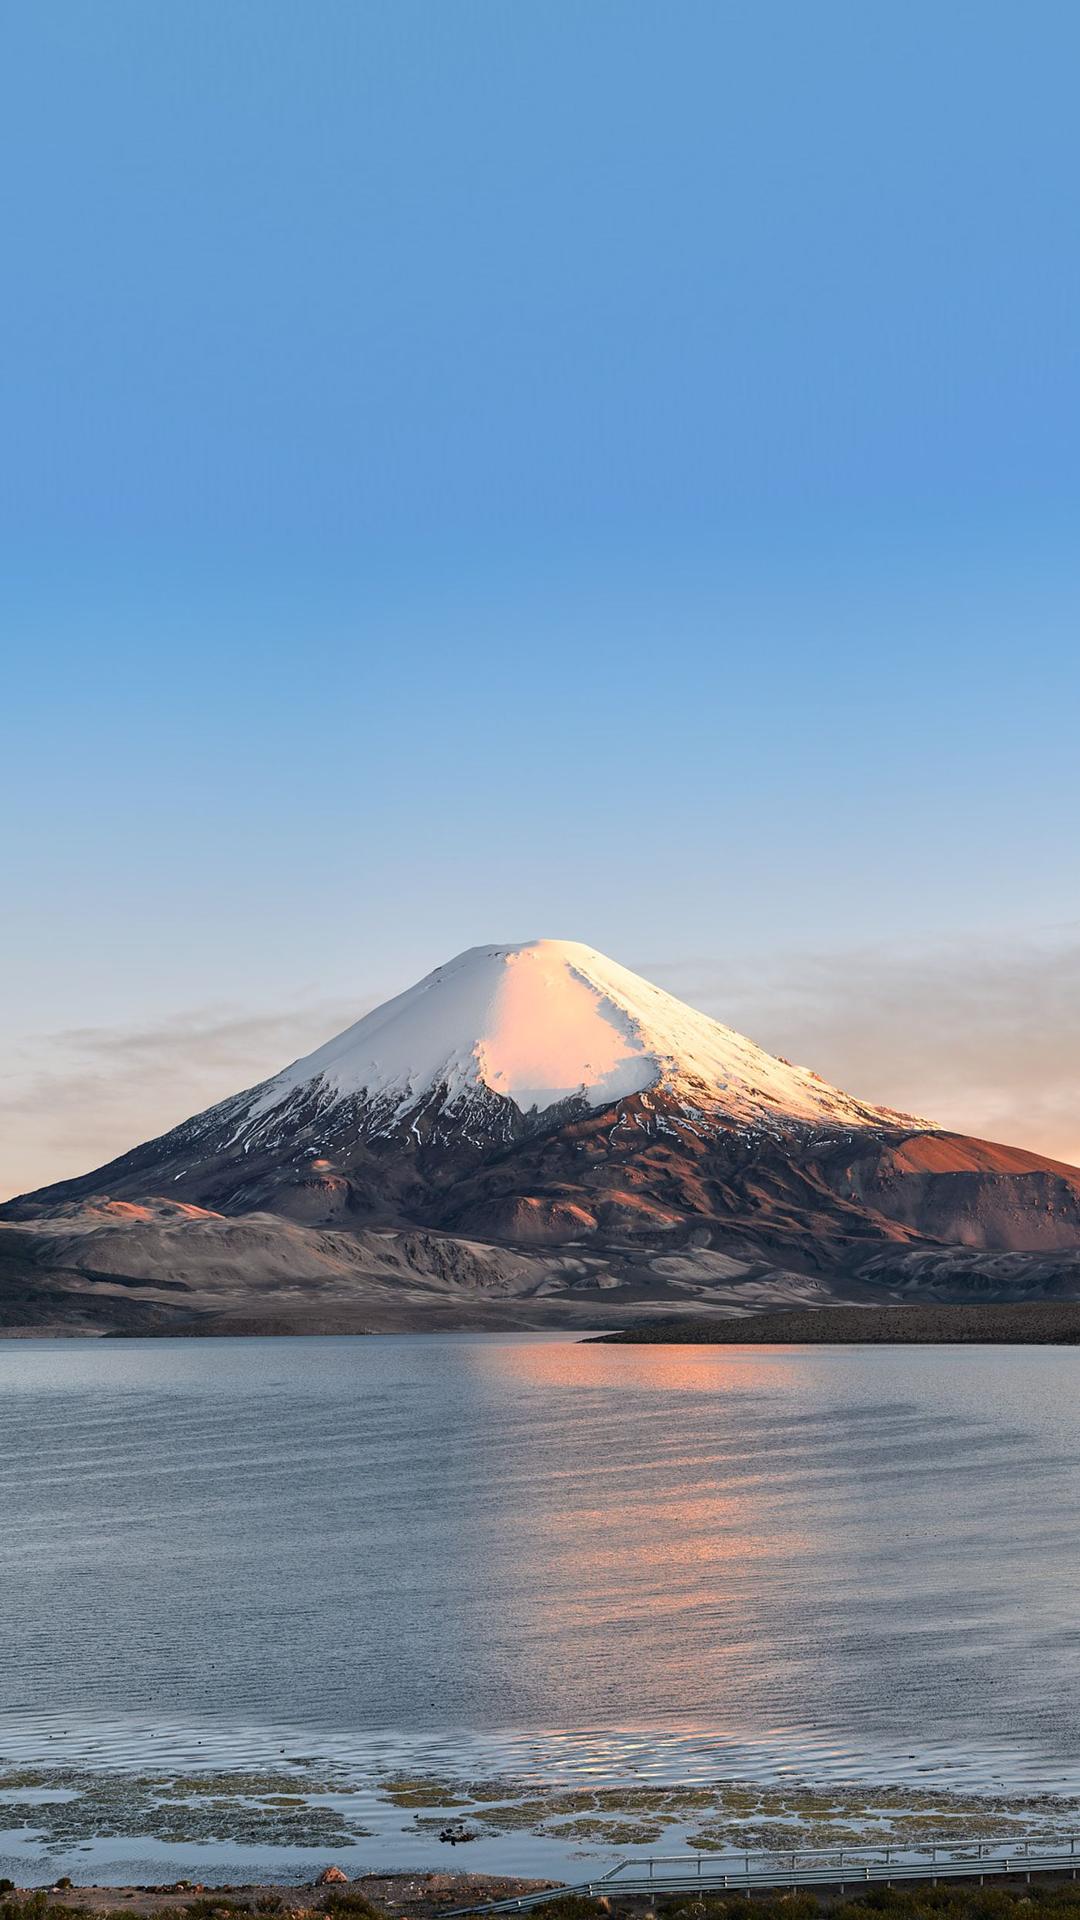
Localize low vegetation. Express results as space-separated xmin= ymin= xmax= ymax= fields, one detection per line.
xmin=660 ymin=1895 xmax=1080 ymax=1920
xmin=13 ymin=1881 xmax=1080 ymax=1920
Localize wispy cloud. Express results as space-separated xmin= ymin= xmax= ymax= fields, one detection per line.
xmin=0 ymin=999 xmax=362 ymax=1200
xmin=646 ymin=933 xmax=1080 ymax=1169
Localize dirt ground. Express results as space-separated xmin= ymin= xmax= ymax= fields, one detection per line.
xmin=15 ymin=1878 xmax=553 ymax=1918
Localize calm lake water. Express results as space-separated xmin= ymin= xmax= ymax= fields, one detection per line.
xmin=2 ymin=1332 xmax=1080 ymax=1879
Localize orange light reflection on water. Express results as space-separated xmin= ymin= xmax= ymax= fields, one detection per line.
xmin=478 ymin=1334 xmax=809 ymax=1395
xmin=468 ymin=1338 xmax=811 ymax=1661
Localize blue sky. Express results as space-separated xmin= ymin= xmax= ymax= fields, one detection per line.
xmin=3 ymin=1 xmax=1079 ymax=1192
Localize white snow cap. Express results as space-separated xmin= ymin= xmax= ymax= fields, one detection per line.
xmin=251 ymin=938 xmax=930 ymax=1135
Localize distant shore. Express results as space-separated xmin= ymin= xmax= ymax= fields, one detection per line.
xmin=589 ymin=1301 xmax=1080 ymax=1344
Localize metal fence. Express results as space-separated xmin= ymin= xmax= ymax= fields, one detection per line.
xmin=446 ymin=1835 xmax=1080 ymax=1914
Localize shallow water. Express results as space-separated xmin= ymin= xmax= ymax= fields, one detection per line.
xmin=3 ymin=1332 xmax=1080 ymax=1879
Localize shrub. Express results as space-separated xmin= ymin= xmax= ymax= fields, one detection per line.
xmin=323 ymin=1898 xmax=387 ymax=1920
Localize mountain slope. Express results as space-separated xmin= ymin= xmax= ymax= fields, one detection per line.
xmin=5 ymin=939 xmax=1080 ymax=1334
xmin=0 ymin=1196 xmax=858 ymax=1336
xmin=5 ymin=939 xmax=931 ymax=1223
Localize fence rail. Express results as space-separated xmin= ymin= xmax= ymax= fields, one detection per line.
xmin=445 ymin=1835 xmax=1080 ymax=1915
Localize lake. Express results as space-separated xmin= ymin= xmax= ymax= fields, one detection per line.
xmin=2 ymin=1332 xmax=1080 ymax=1881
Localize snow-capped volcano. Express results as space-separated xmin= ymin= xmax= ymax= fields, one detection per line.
xmin=4 ymin=939 xmax=935 ymax=1236
xmin=244 ymin=938 xmax=928 ymax=1139
xmin=11 ymin=939 xmax=1080 ymax=1295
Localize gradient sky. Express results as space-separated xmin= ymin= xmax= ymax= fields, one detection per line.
xmin=3 ymin=1 xmax=1080 ymax=1197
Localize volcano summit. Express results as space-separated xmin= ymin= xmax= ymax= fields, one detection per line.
xmin=220 ymin=937 xmax=931 ymax=1147
xmin=4 ymin=940 xmax=1080 ymax=1334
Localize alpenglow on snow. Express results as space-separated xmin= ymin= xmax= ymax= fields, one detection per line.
xmin=236 ymin=939 xmax=930 ymax=1140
